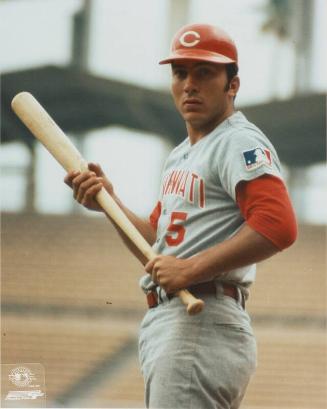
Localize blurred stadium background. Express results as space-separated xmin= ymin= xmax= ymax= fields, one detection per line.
xmin=1 ymin=0 xmax=326 ymax=408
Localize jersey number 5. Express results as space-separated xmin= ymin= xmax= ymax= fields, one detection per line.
xmin=165 ymin=211 xmax=187 ymax=246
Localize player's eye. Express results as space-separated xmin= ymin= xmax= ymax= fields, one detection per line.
xmin=196 ymin=67 xmax=214 ymax=77
xmin=172 ymin=68 xmax=187 ymax=79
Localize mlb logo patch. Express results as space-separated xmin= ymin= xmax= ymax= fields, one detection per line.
xmin=243 ymin=147 xmax=272 ymax=171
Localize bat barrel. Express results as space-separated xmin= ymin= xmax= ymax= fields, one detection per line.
xmin=11 ymin=92 xmax=88 ymax=173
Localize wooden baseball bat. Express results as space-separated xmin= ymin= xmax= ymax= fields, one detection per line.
xmin=11 ymin=92 xmax=204 ymax=315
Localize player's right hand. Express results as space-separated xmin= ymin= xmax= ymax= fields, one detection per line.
xmin=64 ymin=162 xmax=114 ymax=212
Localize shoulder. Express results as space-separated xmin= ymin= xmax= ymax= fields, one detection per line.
xmin=163 ymin=137 xmax=189 ymax=169
xmin=214 ymin=112 xmax=283 ymax=198
xmin=218 ymin=111 xmax=279 ymax=161
xmin=169 ymin=137 xmax=189 ymax=157
xmin=225 ymin=111 xmax=273 ymax=146
xmin=205 ymin=111 xmax=275 ymax=154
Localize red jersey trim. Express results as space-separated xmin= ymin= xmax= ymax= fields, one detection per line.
xmin=236 ymin=175 xmax=297 ymax=250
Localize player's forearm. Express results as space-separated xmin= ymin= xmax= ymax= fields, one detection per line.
xmin=189 ymin=223 xmax=279 ymax=284
xmin=113 ymin=195 xmax=156 ymax=244
xmin=106 ymin=195 xmax=156 ymax=265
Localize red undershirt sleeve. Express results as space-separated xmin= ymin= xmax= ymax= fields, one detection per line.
xmin=236 ymin=174 xmax=298 ymax=251
xmin=149 ymin=201 xmax=162 ymax=232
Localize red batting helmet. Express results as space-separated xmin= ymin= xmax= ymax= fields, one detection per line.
xmin=159 ymin=23 xmax=238 ymax=66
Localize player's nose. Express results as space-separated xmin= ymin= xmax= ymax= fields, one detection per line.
xmin=183 ymin=73 xmax=199 ymax=94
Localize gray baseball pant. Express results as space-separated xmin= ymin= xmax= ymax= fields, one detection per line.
xmin=138 ymin=287 xmax=257 ymax=409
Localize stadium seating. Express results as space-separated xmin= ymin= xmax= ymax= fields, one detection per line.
xmin=1 ymin=314 xmax=138 ymax=404
xmin=243 ymin=327 xmax=327 ymax=409
xmin=2 ymin=213 xmax=146 ymax=311
xmin=248 ymin=225 xmax=326 ymax=318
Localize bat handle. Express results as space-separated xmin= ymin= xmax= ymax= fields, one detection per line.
xmin=176 ymin=289 xmax=205 ymax=315
xmin=142 ymin=247 xmax=204 ymax=314
xmin=95 ymin=189 xmax=205 ymax=314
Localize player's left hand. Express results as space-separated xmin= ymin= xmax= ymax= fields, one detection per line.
xmin=145 ymin=255 xmax=193 ymax=294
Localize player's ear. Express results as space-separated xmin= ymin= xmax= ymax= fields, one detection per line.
xmin=228 ymin=76 xmax=240 ymax=98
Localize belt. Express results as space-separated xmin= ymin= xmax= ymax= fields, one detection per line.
xmin=146 ymin=282 xmax=244 ymax=309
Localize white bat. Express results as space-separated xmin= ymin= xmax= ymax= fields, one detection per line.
xmin=11 ymin=92 xmax=204 ymax=315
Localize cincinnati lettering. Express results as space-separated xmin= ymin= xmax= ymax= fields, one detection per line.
xmin=162 ymin=170 xmax=206 ymax=208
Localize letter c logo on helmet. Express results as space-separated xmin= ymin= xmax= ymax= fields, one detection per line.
xmin=179 ymin=31 xmax=201 ymax=47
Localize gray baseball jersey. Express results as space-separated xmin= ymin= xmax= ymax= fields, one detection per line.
xmin=140 ymin=111 xmax=282 ymax=294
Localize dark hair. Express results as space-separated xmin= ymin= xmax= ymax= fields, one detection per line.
xmin=224 ymin=63 xmax=239 ymax=99
xmin=226 ymin=63 xmax=238 ymax=83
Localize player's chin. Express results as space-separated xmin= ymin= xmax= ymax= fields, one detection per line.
xmin=181 ymin=110 xmax=205 ymax=122
xmin=183 ymin=112 xmax=210 ymax=127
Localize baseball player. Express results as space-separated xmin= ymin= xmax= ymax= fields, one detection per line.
xmin=64 ymin=23 xmax=297 ymax=409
